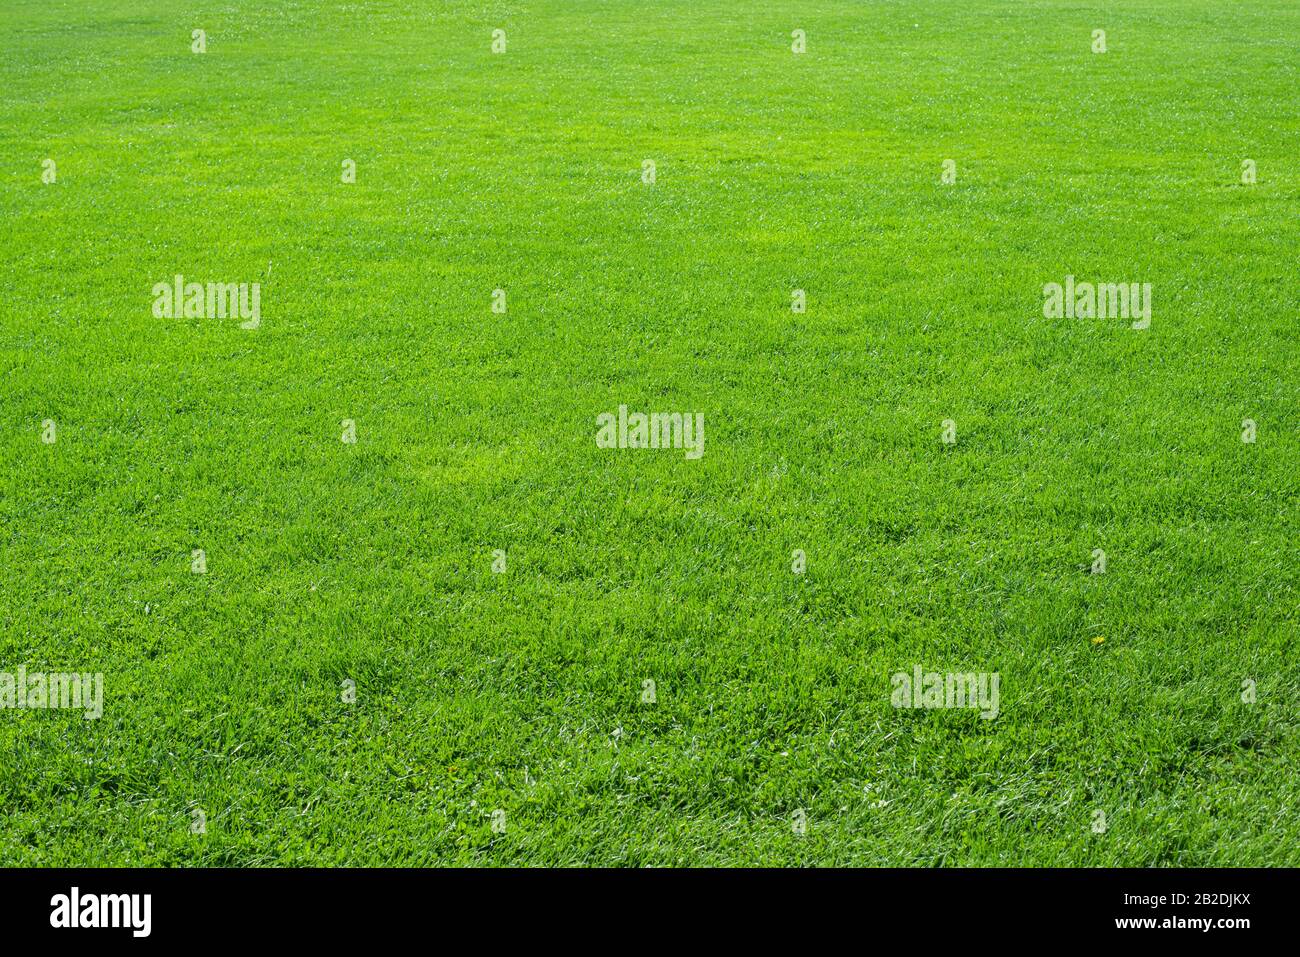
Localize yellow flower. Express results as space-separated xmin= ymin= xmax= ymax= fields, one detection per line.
xmin=1092 ymin=636 xmax=1106 ymax=645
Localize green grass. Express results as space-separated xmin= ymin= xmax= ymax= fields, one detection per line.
xmin=0 ymin=0 xmax=1297 ymax=866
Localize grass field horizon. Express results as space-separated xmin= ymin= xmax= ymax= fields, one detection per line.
xmin=1 ymin=0 xmax=1297 ymax=866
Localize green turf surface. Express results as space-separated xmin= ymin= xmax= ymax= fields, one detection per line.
xmin=1 ymin=0 xmax=1297 ymax=866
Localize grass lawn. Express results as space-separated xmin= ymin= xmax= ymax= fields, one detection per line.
xmin=0 ymin=0 xmax=1296 ymax=866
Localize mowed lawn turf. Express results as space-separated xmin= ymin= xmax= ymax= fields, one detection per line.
xmin=0 ymin=0 xmax=1297 ymax=866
